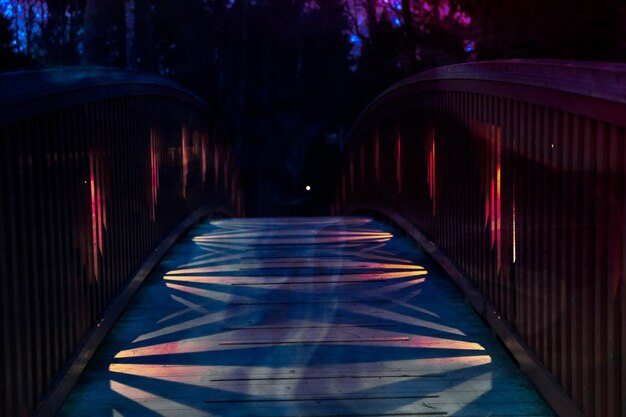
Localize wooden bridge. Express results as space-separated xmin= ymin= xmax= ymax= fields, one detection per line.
xmin=0 ymin=61 xmax=624 ymax=417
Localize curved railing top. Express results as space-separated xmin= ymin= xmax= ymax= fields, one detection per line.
xmin=0 ymin=67 xmax=215 ymax=126
xmin=353 ymin=59 xmax=626 ymax=133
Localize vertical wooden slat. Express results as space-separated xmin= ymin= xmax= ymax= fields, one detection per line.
xmin=471 ymin=93 xmax=478 ymax=285
xmin=51 ymin=111 xmax=68 ymax=373
xmin=112 ymin=98 xmax=124 ymax=288
xmin=593 ymin=122 xmax=608 ymax=417
xmin=511 ymin=98 xmax=521 ymax=331
xmin=569 ymin=114 xmax=582 ymax=407
xmin=0 ymin=128 xmax=12 ymax=416
xmin=31 ymin=117 xmax=47 ymax=401
xmin=501 ymin=97 xmax=512 ymax=322
xmin=5 ymin=126 xmax=22 ymax=417
xmin=529 ymin=103 xmax=538 ymax=353
xmin=515 ymin=100 xmax=524 ymax=340
xmin=550 ymin=110 xmax=560 ymax=381
xmin=542 ymin=107 xmax=552 ymax=373
xmin=605 ymin=125 xmax=622 ymax=417
xmin=580 ymin=117 xmax=594 ymax=416
xmin=66 ymin=108 xmax=82 ymax=347
xmin=557 ymin=111 xmax=569 ymax=393
xmin=16 ymin=122 xmax=36 ymax=412
xmin=616 ymin=123 xmax=626 ymax=416
xmin=41 ymin=114 xmax=56 ymax=386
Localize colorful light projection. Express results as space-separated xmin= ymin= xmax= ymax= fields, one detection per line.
xmin=191 ymin=229 xmax=392 ymax=245
xmin=108 ymin=354 xmax=492 ymax=387
xmin=109 ymin=381 xmax=196 ymax=415
xmin=149 ymin=128 xmax=160 ymax=222
xmin=427 ymin=128 xmax=436 ymax=216
xmin=230 ymin=169 xmax=238 ymax=205
xmin=359 ymin=142 xmax=365 ymax=182
xmin=201 ymin=132 xmax=208 ymax=189
xmin=396 ymin=129 xmax=402 ymax=193
xmin=512 ymin=197 xmax=516 ymax=264
xmin=224 ymin=152 xmax=229 ymax=191
xmin=181 ymin=126 xmax=188 ymax=198
xmin=349 ymin=152 xmax=355 ymax=192
xmin=471 ymin=120 xmax=503 ymax=272
xmin=63 ymin=217 xmax=531 ymax=417
xmin=88 ymin=150 xmax=108 ymax=283
xmin=189 ymin=129 xmax=202 ymax=189
xmin=210 ymin=217 xmax=374 ymax=227
xmin=213 ymin=142 xmax=220 ymax=188
xmin=374 ymin=130 xmax=381 ymax=185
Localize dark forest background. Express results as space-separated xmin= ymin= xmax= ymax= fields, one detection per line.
xmin=2 ymin=0 xmax=626 ymax=215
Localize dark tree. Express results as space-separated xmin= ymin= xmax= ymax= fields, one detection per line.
xmin=81 ymin=0 xmax=126 ymax=66
xmin=40 ymin=0 xmax=85 ymax=65
xmin=0 ymin=12 xmax=14 ymax=63
xmin=0 ymin=11 xmax=34 ymax=70
xmin=474 ymin=0 xmax=626 ymax=61
xmin=218 ymin=0 xmax=354 ymax=215
xmin=351 ymin=0 xmax=474 ymax=110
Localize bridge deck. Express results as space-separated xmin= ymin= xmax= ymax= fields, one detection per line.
xmin=59 ymin=217 xmax=553 ymax=417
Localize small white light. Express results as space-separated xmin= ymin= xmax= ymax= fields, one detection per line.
xmin=305 ymin=185 xmax=311 ymax=191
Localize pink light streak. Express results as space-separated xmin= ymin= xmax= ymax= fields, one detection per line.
xmin=201 ymin=132 xmax=207 ymax=189
xmin=181 ymin=127 xmax=188 ymax=198
xmin=374 ymin=131 xmax=380 ymax=184
xmin=214 ymin=144 xmax=220 ymax=188
xmin=396 ymin=131 xmax=402 ymax=193
xmin=88 ymin=151 xmax=108 ymax=283
xmin=428 ymin=130 xmax=436 ymax=216
xmin=512 ymin=198 xmax=516 ymax=264
xmin=89 ymin=155 xmax=98 ymax=282
xmin=360 ymin=143 xmax=365 ymax=182
xmin=349 ymin=153 xmax=355 ymax=192
xmin=149 ymin=129 xmax=160 ymax=221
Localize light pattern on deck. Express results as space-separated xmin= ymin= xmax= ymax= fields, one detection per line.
xmin=59 ymin=217 xmax=553 ymax=417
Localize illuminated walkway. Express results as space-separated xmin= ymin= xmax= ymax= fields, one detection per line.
xmin=59 ymin=217 xmax=553 ymax=417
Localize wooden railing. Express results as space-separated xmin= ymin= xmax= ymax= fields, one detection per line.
xmin=0 ymin=68 xmax=243 ymax=416
xmin=334 ymin=60 xmax=625 ymax=417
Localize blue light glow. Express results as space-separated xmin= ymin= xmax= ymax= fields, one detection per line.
xmin=464 ymin=40 xmax=476 ymax=52
xmin=391 ymin=17 xmax=401 ymax=27
xmin=1 ymin=0 xmax=49 ymax=54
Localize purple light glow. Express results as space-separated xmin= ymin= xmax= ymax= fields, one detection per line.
xmin=438 ymin=1 xmax=450 ymax=19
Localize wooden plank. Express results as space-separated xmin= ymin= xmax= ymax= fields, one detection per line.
xmin=580 ymin=118 xmax=594 ymax=416
xmin=568 ymin=114 xmax=582 ymax=406
xmin=605 ymin=125 xmax=622 ymax=417
xmin=16 ymin=122 xmax=36 ymax=411
xmin=0 ymin=127 xmax=11 ymax=415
